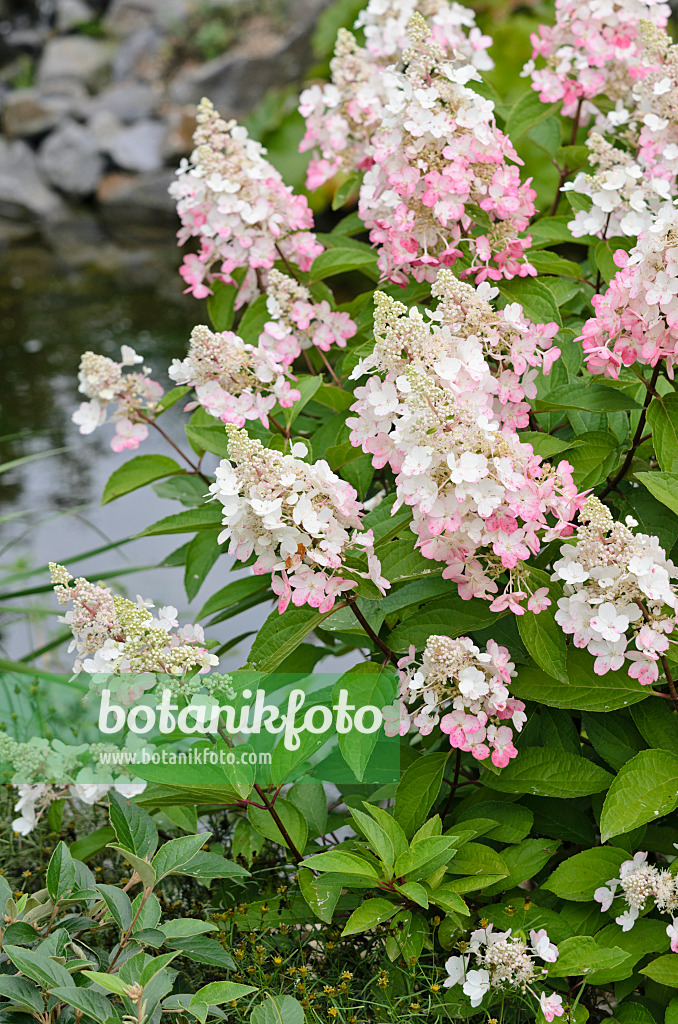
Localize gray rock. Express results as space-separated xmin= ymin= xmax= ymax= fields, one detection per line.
xmin=97 ymin=168 xmax=177 ymax=219
xmin=0 ymin=138 xmax=66 ymax=221
xmin=108 ymin=118 xmax=166 ymax=172
xmin=38 ymin=36 xmax=116 ymax=92
xmin=111 ymin=26 xmax=162 ymax=82
xmin=105 ymin=0 xmax=195 ymax=36
xmin=168 ymin=0 xmax=333 ymax=116
xmin=56 ymin=0 xmax=94 ymax=31
xmin=37 ymin=119 xmax=105 ymax=196
xmin=2 ymin=88 xmax=73 ymax=138
xmin=88 ymin=109 xmax=125 ymax=149
xmin=86 ymin=82 xmax=157 ymax=123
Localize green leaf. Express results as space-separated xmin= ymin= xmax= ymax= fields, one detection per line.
xmin=50 ymin=988 xmax=115 ymax=1023
xmin=138 ymin=506 xmax=223 ymax=536
xmin=528 ymin=252 xmax=582 ymax=279
xmin=283 ymin=375 xmax=322 ymax=428
xmin=184 ymin=531 xmax=222 ymax=601
xmin=108 ymin=791 xmax=158 ymax=859
xmin=581 ymin=711 xmax=645 ymax=771
xmin=160 ymin=919 xmax=218 ymax=938
xmin=506 ymin=91 xmax=560 ymax=139
xmin=246 ymin=603 xmax=337 ymax=672
xmin=543 ymin=847 xmax=628 ymax=901
xmin=3 ymin=946 xmax=74 ymax=990
xmin=310 ymin=248 xmax=378 ymax=281
xmin=46 ymin=841 xmax=76 ymax=902
xmin=394 ymin=753 xmax=449 ymax=839
xmin=331 ymin=172 xmax=361 ymax=211
xmin=250 ymin=994 xmax=305 ymax=1024
xmin=511 ymin=647 xmax=651 ymax=711
xmin=207 ymin=279 xmax=239 ymax=332
xmin=151 ymin=834 xmax=210 ymax=881
xmin=332 ymin=663 xmax=395 ymax=781
xmin=185 ymin=424 xmax=232 ymax=458
xmin=301 ymin=850 xmax=380 ymax=880
xmin=297 ymin=867 xmax=341 ymax=924
xmin=107 ymin=845 xmax=156 ymax=889
xmin=594 ymin=238 xmax=633 ymax=284
xmin=248 ymin=799 xmax=308 ymax=855
xmin=640 ymin=955 xmax=678 ymax=986
xmin=199 ymin=576 xmax=270 ymax=620
xmin=394 ymin=836 xmax=460 ymax=882
xmin=102 ymin=455 xmax=183 ymax=505
xmin=287 ymin=780 xmax=328 ymax=839
xmin=547 ymin=936 xmax=631 ymax=977
xmin=164 ymin=935 xmax=235 ymax=969
xmin=630 ymin=699 xmax=678 ymax=752
xmin=600 ymin=749 xmax=678 ymax=842
xmin=156 ymin=386 xmax=191 ymax=414
xmin=535 ymin=381 xmax=641 ymax=413
xmin=444 ymin=842 xmax=508 ymax=883
xmin=635 ymin=471 xmax=678 ymax=516
xmin=498 ymin=277 xmax=561 ymax=327
xmin=567 ymin=431 xmax=620 ymax=488
xmin=518 ymin=608 xmax=567 ymax=684
xmin=69 ymin=826 xmax=116 ymax=862
xmin=386 ymin=596 xmax=495 ymax=652
xmin=0 ymin=976 xmax=44 ymax=1013
xmin=341 ymin=898 xmax=398 ymax=936
xmin=483 ymin=747 xmax=612 ymax=798
xmin=238 ymin=294 xmax=270 ymax=345
xmin=190 ymin=982 xmax=257 ymax=1008
xmin=96 ymin=882 xmax=133 ymax=930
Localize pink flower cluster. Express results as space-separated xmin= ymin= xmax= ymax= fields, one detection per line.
xmin=348 ymin=280 xmax=581 ymax=604
xmin=72 ymin=345 xmax=164 ymax=452
xmin=259 ymin=270 xmax=357 ymax=364
xmin=169 ymin=323 xmax=300 ymax=429
xmin=298 ymin=0 xmax=492 ymax=191
xmin=357 ymin=16 xmax=536 ymax=285
xmin=170 ymin=98 xmax=323 ymax=305
xmin=523 ymin=0 xmax=669 ymax=119
xmin=390 ymin=634 xmax=526 ymax=768
xmin=209 ymin=427 xmax=389 ymax=615
xmin=580 ymin=206 xmax=678 ymax=378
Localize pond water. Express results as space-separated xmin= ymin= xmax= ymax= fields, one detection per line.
xmin=0 ymin=216 xmax=271 ymax=671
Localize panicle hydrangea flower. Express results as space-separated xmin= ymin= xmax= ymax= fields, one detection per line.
xmin=0 ymin=734 xmax=146 ymax=835
xmin=348 ymin=283 xmax=581 ymax=604
xmin=259 ymin=269 xmax=357 ymax=364
xmin=522 ymin=0 xmax=669 ymax=119
xmin=392 ymin=634 xmax=526 ymax=767
xmin=72 ymin=345 xmax=164 ymax=453
xmin=168 ymin=323 xmax=300 ymax=428
xmin=551 ymin=497 xmax=678 ymax=680
xmin=49 ymin=563 xmax=219 ymax=678
xmin=209 ymin=427 xmax=389 ymax=614
xmin=444 ymin=922 xmax=561 ymax=1016
xmin=594 ymin=850 xmax=678 ymax=942
xmin=357 ymin=15 xmax=536 ymax=285
xmin=298 ymin=0 xmax=492 ymax=190
xmin=563 ymin=132 xmax=674 ymax=240
xmin=580 ymin=206 xmax=678 ymax=377
xmin=170 ymin=98 xmax=323 ymax=304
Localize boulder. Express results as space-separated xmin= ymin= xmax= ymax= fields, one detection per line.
xmin=86 ymin=82 xmax=158 ymax=123
xmin=55 ymin=0 xmax=94 ymax=31
xmin=104 ymin=0 xmax=195 ymax=36
xmin=37 ymin=119 xmax=105 ymax=196
xmin=111 ymin=26 xmax=162 ymax=82
xmin=37 ymin=36 xmax=116 ymax=92
xmin=0 ymin=138 xmax=66 ymax=221
xmin=2 ymin=88 xmax=73 ymax=138
xmin=168 ymin=0 xmax=333 ymax=116
xmin=108 ymin=118 xmax=166 ymax=172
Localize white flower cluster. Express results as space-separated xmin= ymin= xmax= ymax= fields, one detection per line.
xmin=209 ymin=427 xmax=389 ymax=614
xmin=168 ymin=323 xmax=300 ymax=429
xmin=348 ymin=278 xmax=581 ymax=605
xmin=552 ymin=497 xmax=678 ymax=681
xmin=170 ymin=98 xmax=322 ymax=305
xmin=564 ymin=132 xmax=674 ymax=239
xmin=0 ymin=734 xmax=146 ymax=835
xmin=72 ymin=345 xmax=164 ymax=452
xmin=445 ymin=923 xmax=563 ymax=1020
xmin=49 ymin=563 xmax=219 ymax=678
xmin=389 ymin=634 xmax=526 ymax=768
xmin=259 ymin=269 xmax=357 ymax=363
xmin=298 ymin=0 xmax=492 ymax=190
xmin=595 ymin=851 xmax=678 ymax=951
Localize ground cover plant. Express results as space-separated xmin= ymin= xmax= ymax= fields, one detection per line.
xmin=2 ymin=0 xmax=678 ymax=1020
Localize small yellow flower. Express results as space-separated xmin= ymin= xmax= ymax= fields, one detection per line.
xmin=431 ymin=984 xmax=440 ymax=993
xmin=273 ymin=956 xmax=283 ymax=966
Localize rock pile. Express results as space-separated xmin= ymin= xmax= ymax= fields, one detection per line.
xmin=0 ymin=0 xmax=330 ymax=229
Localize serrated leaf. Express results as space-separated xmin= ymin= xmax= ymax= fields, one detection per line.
xmin=600 ymin=749 xmax=678 ymax=842
xmin=483 ymin=747 xmax=612 ymax=798
xmin=341 ymin=898 xmax=397 ymax=936
xmin=635 ymin=471 xmax=678 ymax=516
xmin=511 ymin=647 xmax=650 ymax=711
